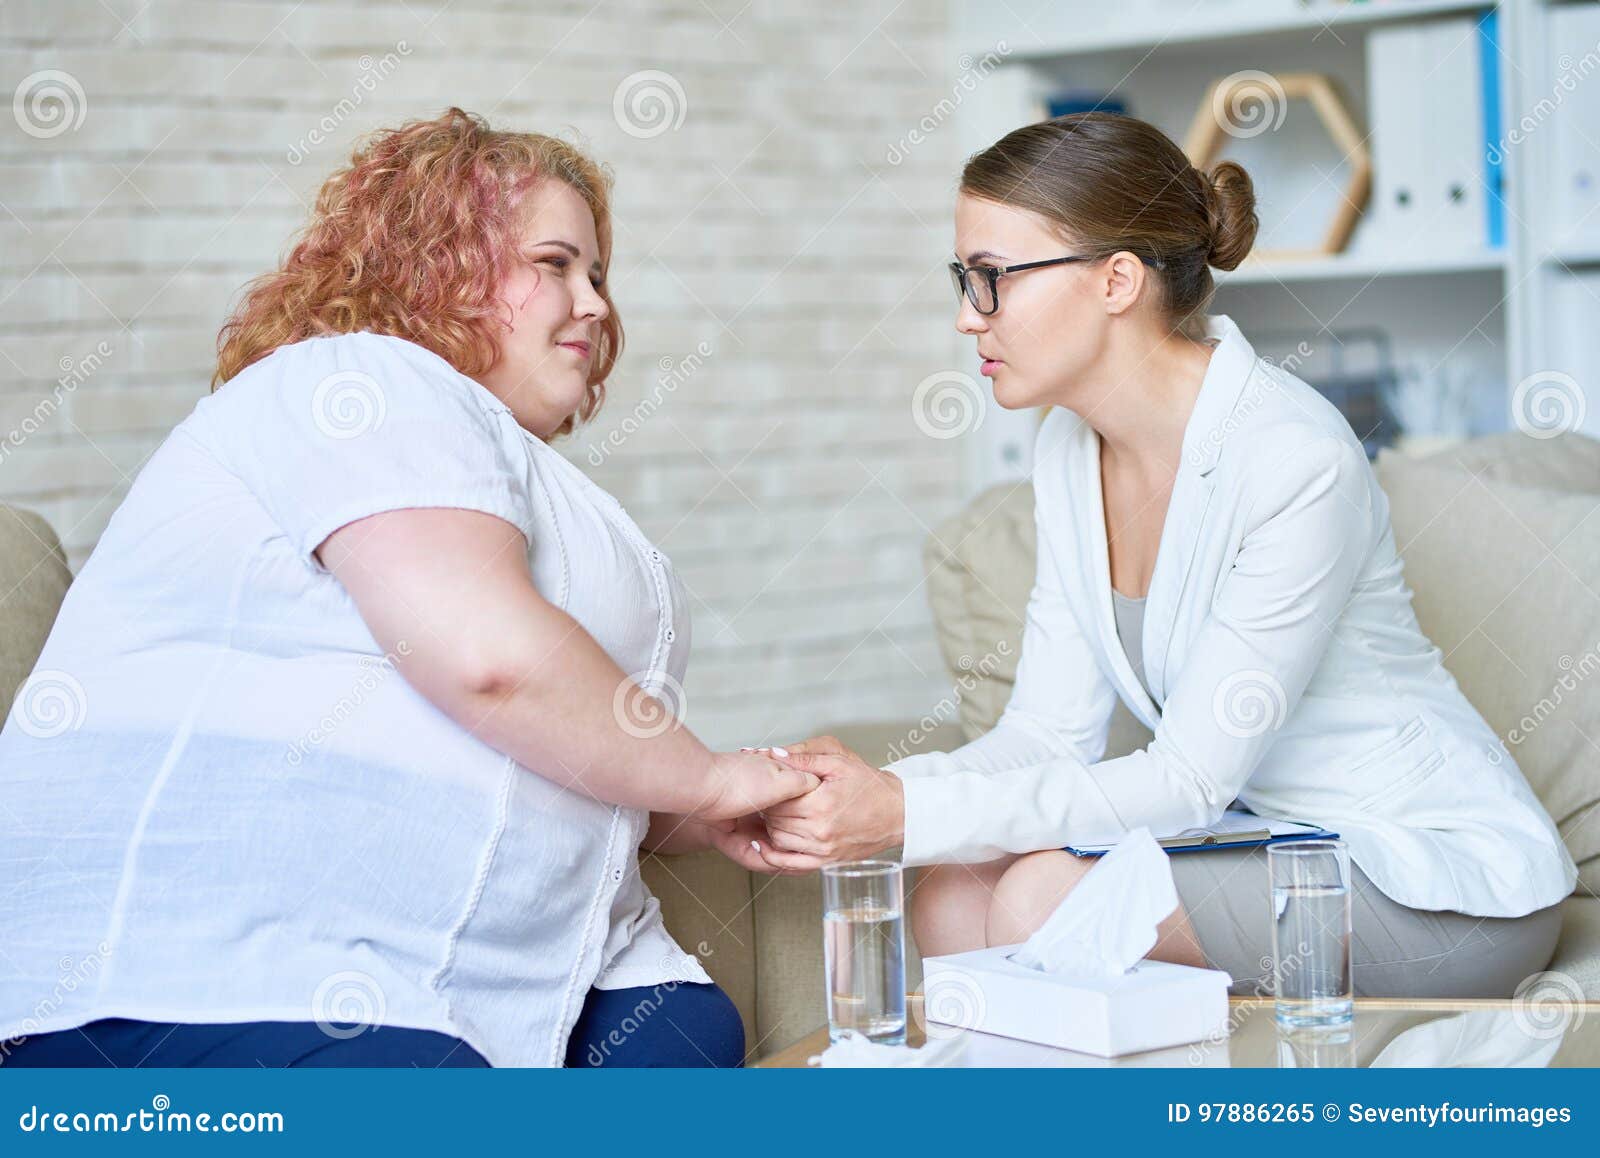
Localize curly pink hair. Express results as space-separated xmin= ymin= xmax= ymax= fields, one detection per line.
xmin=213 ymin=107 xmax=622 ymax=438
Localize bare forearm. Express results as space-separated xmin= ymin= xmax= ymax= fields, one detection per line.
xmin=447 ymin=602 xmax=720 ymax=815
xmin=320 ymin=508 xmax=811 ymax=821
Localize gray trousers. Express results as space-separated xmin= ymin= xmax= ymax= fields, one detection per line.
xmin=1168 ymin=844 xmax=1564 ymax=999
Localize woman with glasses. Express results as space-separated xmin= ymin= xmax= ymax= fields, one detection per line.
xmin=752 ymin=111 xmax=1575 ymax=999
xmin=0 ymin=108 xmax=816 ymax=1068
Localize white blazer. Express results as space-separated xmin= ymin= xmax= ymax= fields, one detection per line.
xmin=887 ymin=314 xmax=1576 ymax=919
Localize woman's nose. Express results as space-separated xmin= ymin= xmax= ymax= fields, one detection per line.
xmin=955 ymin=296 xmax=987 ymax=335
xmin=575 ymin=282 xmax=609 ymax=323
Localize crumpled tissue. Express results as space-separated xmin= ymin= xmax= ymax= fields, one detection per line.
xmin=807 ymin=1029 xmax=967 ymax=1068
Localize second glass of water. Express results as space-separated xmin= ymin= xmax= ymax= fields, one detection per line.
xmin=1268 ymin=839 xmax=1353 ymax=1030
xmin=822 ymin=860 xmax=906 ymax=1045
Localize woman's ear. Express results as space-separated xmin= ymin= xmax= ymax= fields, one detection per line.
xmin=1101 ymin=250 xmax=1150 ymax=317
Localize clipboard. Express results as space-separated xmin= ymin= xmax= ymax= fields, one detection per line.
xmin=1064 ymin=809 xmax=1339 ymax=857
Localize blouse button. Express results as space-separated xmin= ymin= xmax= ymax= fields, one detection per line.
xmin=612 ymin=867 xmax=623 ymax=882
xmin=664 ymin=628 xmax=675 ymax=642
xmin=649 ymin=549 xmax=663 ymax=564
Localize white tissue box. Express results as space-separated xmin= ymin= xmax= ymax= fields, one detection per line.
xmin=922 ymin=944 xmax=1231 ymax=1058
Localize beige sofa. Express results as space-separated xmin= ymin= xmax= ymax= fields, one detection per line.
xmin=3 ymin=432 xmax=1598 ymax=1061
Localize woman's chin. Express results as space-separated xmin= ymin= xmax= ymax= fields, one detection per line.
xmin=990 ymin=371 xmax=1039 ymax=411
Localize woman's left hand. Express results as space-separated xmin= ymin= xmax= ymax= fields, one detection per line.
xmin=752 ymin=736 xmax=906 ymax=870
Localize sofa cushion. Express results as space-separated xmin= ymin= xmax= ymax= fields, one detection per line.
xmin=0 ymin=502 xmax=72 ymax=718
xmin=1550 ymin=896 xmax=1600 ymax=1000
xmin=1376 ymin=433 xmax=1600 ymax=893
xmin=924 ymin=481 xmax=1152 ymax=759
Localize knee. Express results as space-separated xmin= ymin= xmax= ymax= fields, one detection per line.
xmin=985 ymin=850 xmax=1095 ymax=947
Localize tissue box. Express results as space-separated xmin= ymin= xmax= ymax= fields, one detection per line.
xmin=922 ymin=944 xmax=1231 ymax=1058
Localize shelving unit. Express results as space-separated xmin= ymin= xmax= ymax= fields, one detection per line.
xmin=950 ymin=0 xmax=1600 ymax=489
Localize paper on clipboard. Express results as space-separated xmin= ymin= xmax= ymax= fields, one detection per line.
xmin=1065 ymin=808 xmax=1335 ymax=857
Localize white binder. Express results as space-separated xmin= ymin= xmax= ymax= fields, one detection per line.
xmin=1550 ymin=3 xmax=1600 ymax=251
xmin=1366 ymin=17 xmax=1487 ymax=258
xmin=1365 ymin=22 xmax=1427 ymax=256
xmin=1419 ymin=16 xmax=1487 ymax=254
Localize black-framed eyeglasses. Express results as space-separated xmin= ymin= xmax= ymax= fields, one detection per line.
xmin=948 ymin=252 xmax=1166 ymax=315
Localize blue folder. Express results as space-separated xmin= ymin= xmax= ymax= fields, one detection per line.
xmin=1065 ymin=809 xmax=1339 ymax=858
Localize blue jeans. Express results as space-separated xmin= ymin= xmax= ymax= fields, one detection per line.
xmin=1 ymin=981 xmax=743 ymax=1068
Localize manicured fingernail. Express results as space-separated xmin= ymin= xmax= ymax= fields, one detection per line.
xmin=771 ymin=746 xmax=789 ymax=758
xmin=739 ymin=746 xmax=755 ymax=752
xmin=751 ymin=840 xmax=762 ymax=851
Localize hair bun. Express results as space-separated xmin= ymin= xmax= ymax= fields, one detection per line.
xmin=1202 ymin=160 xmax=1259 ymax=272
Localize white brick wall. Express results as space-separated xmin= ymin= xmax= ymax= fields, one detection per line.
xmin=1 ymin=0 xmax=980 ymax=749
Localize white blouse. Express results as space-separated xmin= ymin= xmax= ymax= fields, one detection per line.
xmin=0 ymin=331 xmax=709 ymax=1067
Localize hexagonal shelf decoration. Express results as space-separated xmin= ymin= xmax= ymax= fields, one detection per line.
xmin=1182 ymin=71 xmax=1372 ymax=263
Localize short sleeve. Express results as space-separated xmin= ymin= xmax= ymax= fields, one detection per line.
xmin=205 ymin=332 xmax=538 ymax=572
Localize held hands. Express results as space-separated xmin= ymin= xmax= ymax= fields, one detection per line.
xmin=715 ymin=735 xmax=906 ymax=875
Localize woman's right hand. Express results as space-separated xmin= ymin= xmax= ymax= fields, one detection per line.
xmin=698 ymin=750 xmax=819 ymax=822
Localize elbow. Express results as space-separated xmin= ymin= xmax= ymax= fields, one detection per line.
xmin=451 ymin=650 xmax=532 ymax=702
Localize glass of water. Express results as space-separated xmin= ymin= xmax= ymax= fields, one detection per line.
xmin=1267 ymin=839 xmax=1353 ymax=1030
xmin=822 ymin=860 xmax=906 ymax=1045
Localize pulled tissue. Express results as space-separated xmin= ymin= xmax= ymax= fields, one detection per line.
xmin=1007 ymin=827 xmax=1178 ymax=977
